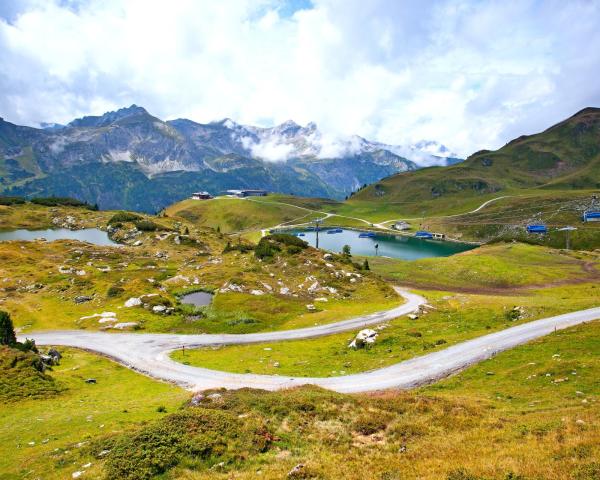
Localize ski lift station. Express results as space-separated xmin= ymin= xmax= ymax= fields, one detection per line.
xmin=527 ymin=224 xmax=548 ymax=234
xmin=582 ymin=211 xmax=600 ymax=222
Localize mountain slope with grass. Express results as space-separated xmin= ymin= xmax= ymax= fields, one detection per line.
xmin=351 ymin=107 xmax=600 ymax=213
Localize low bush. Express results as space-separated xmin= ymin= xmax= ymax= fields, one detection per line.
xmin=0 ymin=196 xmax=26 ymax=206
xmin=268 ymin=233 xmax=308 ymax=248
xmin=31 ymin=196 xmax=96 ymax=209
xmin=134 ymin=220 xmax=159 ymax=231
xmin=107 ymin=285 xmax=125 ymax=298
xmin=223 ymin=241 xmax=254 ymax=254
xmin=99 ymin=409 xmax=271 ymax=480
xmin=0 ymin=346 xmax=64 ymax=402
xmin=108 ymin=212 xmax=142 ymax=225
xmin=255 ymin=233 xmax=307 ymax=259
xmin=351 ymin=412 xmax=392 ymax=435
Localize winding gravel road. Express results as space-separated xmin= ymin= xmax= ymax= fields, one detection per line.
xmin=22 ymin=288 xmax=600 ymax=393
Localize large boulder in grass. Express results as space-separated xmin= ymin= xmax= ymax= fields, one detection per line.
xmin=348 ymin=329 xmax=378 ymax=349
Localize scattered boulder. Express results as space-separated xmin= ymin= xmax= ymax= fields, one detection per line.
xmin=112 ymin=322 xmax=139 ymax=330
xmin=98 ymin=317 xmax=117 ymax=324
xmin=408 ymin=314 xmax=419 ymax=320
xmin=349 ymin=329 xmax=378 ymax=349
xmin=124 ymin=297 xmax=142 ymax=308
xmin=85 ymin=378 xmax=97 ymax=384
xmin=288 ymin=464 xmax=306 ymax=478
xmin=306 ymin=304 xmax=316 ymax=311
xmin=279 ymin=287 xmax=290 ymax=295
xmin=74 ymin=295 xmax=93 ymax=304
xmin=152 ymin=305 xmax=167 ymax=313
xmin=250 ymin=289 xmax=265 ymax=296
xmin=48 ymin=348 xmax=62 ymax=363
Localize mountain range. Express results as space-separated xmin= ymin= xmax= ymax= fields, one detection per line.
xmin=0 ymin=105 xmax=460 ymax=212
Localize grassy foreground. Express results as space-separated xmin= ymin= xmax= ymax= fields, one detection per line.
xmin=0 ymin=348 xmax=187 ymax=480
xmin=1 ymin=319 xmax=598 ymax=480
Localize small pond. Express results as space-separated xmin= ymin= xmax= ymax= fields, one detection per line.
xmin=288 ymin=228 xmax=476 ymax=260
xmin=180 ymin=291 xmax=214 ymax=306
xmin=0 ymin=228 xmax=118 ymax=246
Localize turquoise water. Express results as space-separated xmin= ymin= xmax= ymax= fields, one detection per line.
xmin=290 ymin=228 xmax=476 ymax=260
xmin=0 ymin=228 xmax=118 ymax=246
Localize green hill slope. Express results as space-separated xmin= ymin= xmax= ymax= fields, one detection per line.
xmin=351 ymin=107 xmax=600 ymax=215
xmin=166 ymin=197 xmax=323 ymax=233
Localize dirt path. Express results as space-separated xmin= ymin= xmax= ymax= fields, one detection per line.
xmin=22 ymin=289 xmax=600 ymax=393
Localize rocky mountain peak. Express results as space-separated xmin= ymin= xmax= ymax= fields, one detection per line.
xmin=68 ymin=104 xmax=150 ymax=128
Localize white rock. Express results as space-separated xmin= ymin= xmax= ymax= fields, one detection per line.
xmin=323 ymin=253 xmax=333 ymax=260
xmin=349 ymin=329 xmax=378 ymax=349
xmin=152 ymin=305 xmax=167 ymax=313
xmin=408 ymin=314 xmax=419 ymax=320
xmin=306 ymin=304 xmax=316 ymax=311
xmin=112 ymin=322 xmax=139 ymax=330
xmin=76 ymin=270 xmax=86 ymax=276
xmin=164 ymin=275 xmax=190 ymax=285
xmin=124 ymin=297 xmax=142 ymax=308
xmin=314 ymin=297 xmax=328 ymax=302
xmin=58 ymin=266 xmax=73 ymax=274
xmin=100 ymin=312 xmax=116 ymax=318
xmin=72 ymin=472 xmax=83 ymax=479
xmin=350 ymin=278 xmax=357 ymax=283
xmin=250 ymin=289 xmax=265 ymax=296
xmin=132 ymin=240 xmax=143 ymax=246
xmin=98 ymin=317 xmax=117 ymax=324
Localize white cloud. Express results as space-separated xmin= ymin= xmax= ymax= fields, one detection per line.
xmin=0 ymin=0 xmax=599 ymax=157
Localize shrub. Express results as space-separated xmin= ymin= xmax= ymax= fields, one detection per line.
xmin=223 ymin=241 xmax=254 ymax=254
xmin=134 ymin=220 xmax=159 ymax=231
xmin=287 ymin=245 xmax=303 ymax=255
xmin=30 ymin=196 xmax=93 ymax=208
xmin=108 ymin=211 xmax=142 ymax=225
xmin=363 ymin=259 xmax=370 ymax=270
xmin=101 ymin=409 xmax=271 ymax=480
xmin=0 ymin=310 xmax=16 ymax=346
xmin=0 ymin=196 xmax=26 ymax=206
xmin=351 ymin=412 xmax=392 ymax=435
xmin=255 ymin=239 xmax=280 ymax=259
xmin=107 ymin=285 xmax=125 ymax=298
xmin=267 ymin=233 xmax=308 ymax=248
xmin=0 ymin=346 xmax=63 ymax=402
xmin=255 ymin=233 xmax=307 ymax=259
xmin=342 ymin=244 xmax=352 ymax=257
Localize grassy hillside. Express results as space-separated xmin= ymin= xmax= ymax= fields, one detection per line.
xmin=166 ymin=197 xmax=324 ymax=233
xmin=420 ymin=190 xmax=600 ymax=249
xmin=171 ymin=243 xmax=600 ymax=377
xmin=351 ymin=107 xmax=600 ymax=216
xmin=0 ymin=202 xmax=397 ymax=334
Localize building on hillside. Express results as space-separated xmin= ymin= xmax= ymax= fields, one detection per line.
xmin=582 ymin=211 xmax=600 ymax=222
xmin=191 ymin=191 xmax=213 ymax=200
xmin=393 ymin=221 xmax=410 ymax=231
xmin=526 ymin=224 xmax=548 ymax=234
xmin=226 ymin=189 xmax=268 ymax=198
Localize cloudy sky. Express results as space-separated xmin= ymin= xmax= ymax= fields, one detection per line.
xmin=1 ymin=0 xmax=599 ymax=157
